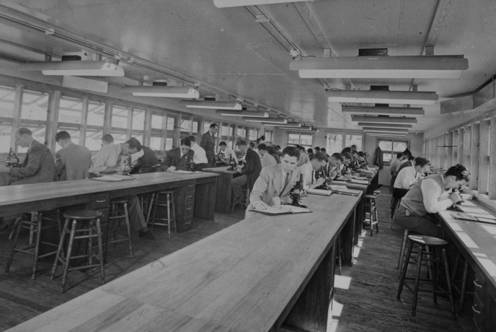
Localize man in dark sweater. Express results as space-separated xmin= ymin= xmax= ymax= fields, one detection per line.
xmin=231 ymin=138 xmax=262 ymax=205
xmin=164 ymin=137 xmax=195 ymax=171
xmin=126 ymin=138 xmax=160 ymax=174
xmin=200 ymin=123 xmax=218 ymax=166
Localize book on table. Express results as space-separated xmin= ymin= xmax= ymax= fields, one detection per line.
xmin=306 ymin=188 xmax=332 ymax=196
xmin=250 ymin=205 xmax=312 ymax=215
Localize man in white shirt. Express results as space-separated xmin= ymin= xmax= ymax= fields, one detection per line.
xmin=393 ymin=164 xmax=470 ymax=236
xmin=188 ymin=135 xmax=208 ymax=170
xmin=89 ymin=134 xmax=121 ymax=174
xmin=217 ymin=141 xmax=238 ymax=165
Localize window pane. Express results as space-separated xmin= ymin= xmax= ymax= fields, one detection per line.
xmin=248 ymin=129 xmax=258 ymax=141
xmin=393 ymin=141 xmax=407 ymax=152
xmin=378 ymin=140 xmax=393 ymax=151
xmin=166 ymin=116 xmax=175 ymax=130
xmin=0 ymin=124 xmax=11 ymax=153
xmin=111 ymin=132 xmax=127 ymax=143
xmin=58 ymin=96 xmax=83 ymax=124
xmin=21 ymin=90 xmax=48 ymax=121
xmin=236 ymin=128 xmax=246 ymax=138
xmin=300 ymin=134 xmax=313 ymax=146
xmin=132 ymin=108 xmax=145 ymax=130
xmin=383 ymin=152 xmax=392 ymax=163
xmin=165 ymin=137 xmax=174 ymax=150
xmin=151 ymin=114 xmax=164 ymax=130
xmin=327 ymin=134 xmax=343 ymax=153
xmin=192 ymin=121 xmax=199 ymax=133
xmin=0 ymin=85 xmax=16 ymax=118
xmin=265 ymin=131 xmax=273 ymax=143
xmin=85 ymin=129 xmax=103 ymax=151
xmin=111 ymin=105 xmax=129 ymax=129
xmin=87 ymin=100 xmax=105 ymax=126
xmin=221 ymin=125 xmax=232 ymax=137
xmin=180 ymin=119 xmax=192 ymax=132
xmin=150 ymin=136 xmax=162 ymax=150
xmin=288 ymin=134 xmax=299 ymax=145
xmin=346 ymin=135 xmax=363 ymax=150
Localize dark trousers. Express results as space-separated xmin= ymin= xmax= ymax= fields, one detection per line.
xmin=390 ymin=188 xmax=408 ymax=218
xmin=393 ymin=204 xmax=441 ymax=237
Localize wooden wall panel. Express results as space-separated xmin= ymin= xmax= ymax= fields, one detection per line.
xmin=478 ymin=120 xmax=490 ymax=195
xmin=490 ymin=117 xmax=496 ymax=199
xmin=470 ymin=123 xmax=480 ymax=189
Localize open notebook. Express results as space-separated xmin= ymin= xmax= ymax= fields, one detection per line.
xmin=250 ymin=205 xmax=312 ymax=215
xmin=329 ymin=185 xmax=362 ymax=197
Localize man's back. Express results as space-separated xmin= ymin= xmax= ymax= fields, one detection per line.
xmin=131 ymin=146 xmax=160 ymax=174
xmin=57 ymin=143 xmax=91 ymax=180
xmin=10 ymin=140 xmax=56 ymax=185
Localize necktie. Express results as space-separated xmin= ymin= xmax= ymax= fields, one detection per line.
xmin=280 ymin=171 xmax=290 ymax=195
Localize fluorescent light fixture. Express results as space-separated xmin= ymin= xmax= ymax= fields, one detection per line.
xmin=357 ymin=122 xmax=412 ymax=128
xmin=351 ymin=115 xmax=417 ymax=124
xmin=126 ymin=86 xmax=200 ymax=99
xmin=218 ymin=110 xmax=269 ymax=118
xmin=342 ymin=106 xmax=424 ymax=116
xmin=366 ymin=132 xmax=408 ymax=137
xmin=20 ymin=61 xmax=125 ymax=77
xmin=185 ymin=101 xmax=243 ymax=110
xmin=245 ymin=117 xmax=287 ymax=124
xmin=328 ymin=90 xmax=438 ymax=105
xmin=290 ymin=55 xmax=468 ymax=79
xmin=214 ymin=0 xmax=314 ymax=8
xmin=362 ymin=127 xmax=409 ymax=132
xmin=267 ymin=122 xmax=302 ymax=127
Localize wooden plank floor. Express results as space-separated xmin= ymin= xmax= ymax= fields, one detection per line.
xmin=0 ymin=189 xmax=476 ymax=331
xmin=330 ymin=187 xmax=475 ymax=332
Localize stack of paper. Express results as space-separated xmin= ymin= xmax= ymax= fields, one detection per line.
xmin=251 ymin=205 xmax=312 ymax=215
xmin=306 ymin=188 xmax=332 ymax=196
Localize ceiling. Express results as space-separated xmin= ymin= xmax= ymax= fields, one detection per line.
xmin=0 ymin=0 xmax=495 ymax=131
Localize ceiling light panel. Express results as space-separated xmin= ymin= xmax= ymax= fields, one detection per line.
xmin=328 ymin=90 xmax=438 ymax=105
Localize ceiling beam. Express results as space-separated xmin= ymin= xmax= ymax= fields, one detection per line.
xmin=351 ymin=115 xmax=417 ymax=124
xmin=328 ymin=90 xmax=438 ymax=105
xmin=342 ymin=105 xmax=424 ymax=116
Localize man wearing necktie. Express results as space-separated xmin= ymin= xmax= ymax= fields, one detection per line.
xmin=248 ymin=146 xmax=301 ymax=213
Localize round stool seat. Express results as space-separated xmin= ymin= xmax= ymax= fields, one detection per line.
xmin=408 ymin=235 xmax=447 ymax=246
xmin=63 ymin=209 xmax=102 ymax=220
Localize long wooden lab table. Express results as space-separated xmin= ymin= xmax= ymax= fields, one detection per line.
xmin=7 ymin=193 xmax=360 ymax=332
xmin=0 ymin=172 xmax=218 ymax=231
xmin=438 ymin=200 xmax=496 ymax=332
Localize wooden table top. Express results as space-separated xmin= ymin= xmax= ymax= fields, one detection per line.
xmin=439 ymin=207 xmax=496 ymax=290
xmin=0 ymin=172 xmax=218 ymax=208
xmin=203 ymin=166 xmax=237 ymax=174
xmin=7 ymin=193 xmax=360 ymax=332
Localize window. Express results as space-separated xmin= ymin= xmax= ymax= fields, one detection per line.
xmin=327 ymin=134 xmax=343 ymax=153
xmin=0 ymin=124 xmax=11 ymax=153
xmin=151 ymin=114 xmax=164 ymax=130
xmin=180 ymin=119 xmax=192 ymax=132
xmin=0 ymin=85 xmax=16 ymax=118
xmin=192 ymin=121 xmax=199 ymax=134
xmin=221 ymin=125 xmax=233 ymax=137
xmin=165 ymin=137 xmax=174 ymax=150
xmin=58 ymin=96 xmax=83 ymax=124
xmin=166 ymin=116 xmax=175 ymax=131
xmin=150 ymin=136 xmax=162 ymax=150
xmin=111 ymin=105 xmax=129 ymax=129
xmin=345 ymin=135 xmax=363 ymax=151
xmin=236 ymin=127 xmax=246 ymax=138
xmin=248 ymin=129 xmax=258 ymax=141
xmin=288 ymin=133 xmax=313 ymax=147
xmin=21 ymin=90 xmax=48 ymax=121
xmin=85 ymin=129 xmax=103 ymax=151
xmin=265 ymin=130 xmax=273 ymax=143
xmin=378 ymin=139 xmax=408 ymax=163
xmin=132 ymin=108 xmax=145 ymax=131
xmin=87 ymin=100 xmax=105 ymax=126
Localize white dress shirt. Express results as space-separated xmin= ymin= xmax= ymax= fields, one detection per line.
xmin=89 ymin=143 xmax=122 ymax=173
xmin=298 ymin=162 xmax=313 ymax=190
xmin=191 ymin=142 xmax=208 ymax=164
xmin=394 ymin=166 xmax=419 ymax=189
xmin=420 ymin=177 xmax=453 ymax=213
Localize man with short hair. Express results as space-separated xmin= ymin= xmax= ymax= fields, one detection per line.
xmin=232 ymin=138 xmax=262 ymax=192
xmin=258 ymin=143 xmax=277 ymax=168
xmin=248 ymin=146 xmax=301 ymax=211
xmin=188 ymin=135 xmax=208 ymax=170
xmin=216 ymin=141 xmax=237 ymax=165
xmin=164 ymin=137 xmax=195 ymax=171
xmin=55 ymin=131 xmax=91 ymax=181
xmin=200 ymin=123 xmax=218 ymax=166
xmin=125 ymin=137 xmax=160 ymax=174
xmin=89 ymin=134 xmax=122 ymax=174
xmin=6 ymin=127 xmax=56 ymax=185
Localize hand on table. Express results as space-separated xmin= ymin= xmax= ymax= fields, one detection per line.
xmin=449 ymin=192 xmax=462 ymax=204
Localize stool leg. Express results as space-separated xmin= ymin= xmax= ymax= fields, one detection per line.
xmin=146 ymin=193 xmax=156 ymax=225
xmin=61 ymin=220 xmax=77 ymax=292
xmin=441 ymin=248 xmax=456 ymax=315
xmin=31 ymin=217 xmax=42 ymax=280
xmin=123 ymin=203 xmax=133 ymax=257
xmin=412 ymin=245 xmax=424 ymax=316
xmin=5 ymin=218 xmax=23 ymax=273
xmin=167 ymin=194 xmax=172 ymax=240
xmin=28 ymin=213 xmax=36 ymax=247
xmin=88 ymin=220 xmax=94 ymax=266
xmin=171 ymin=194 xmax=177 ymax=233
xmin=396 ymin=229 xmax=409 ymax=270
xmin=459 ymin=260 xmax=468 ymax=312
xmin=425 ymin=246 xmax=437 ymax=304
xmin=397 ymin=240 xmax=413 ymax=300
xmin=95 ymin=219 xmax=105 ymax=284
xmin=51 ymin=219 xmax=69 ymax=280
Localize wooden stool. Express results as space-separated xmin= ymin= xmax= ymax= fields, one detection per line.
xmin=396 ymin=228 xmax=410 ymax=272
xmin=146 ymin=191 xmax=176 ymax=239
xmin=5 ymin=211 xmax=59 ymax=279
xmin=364 ymin=193 xmax=379 ymax=236
xmin=108 ymin=200 xmax=133 ymax=257
xmin=397 ymin=235 xmax=455 ymax=316
xmin=50 ymin=209 xmax=105 ymax=292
